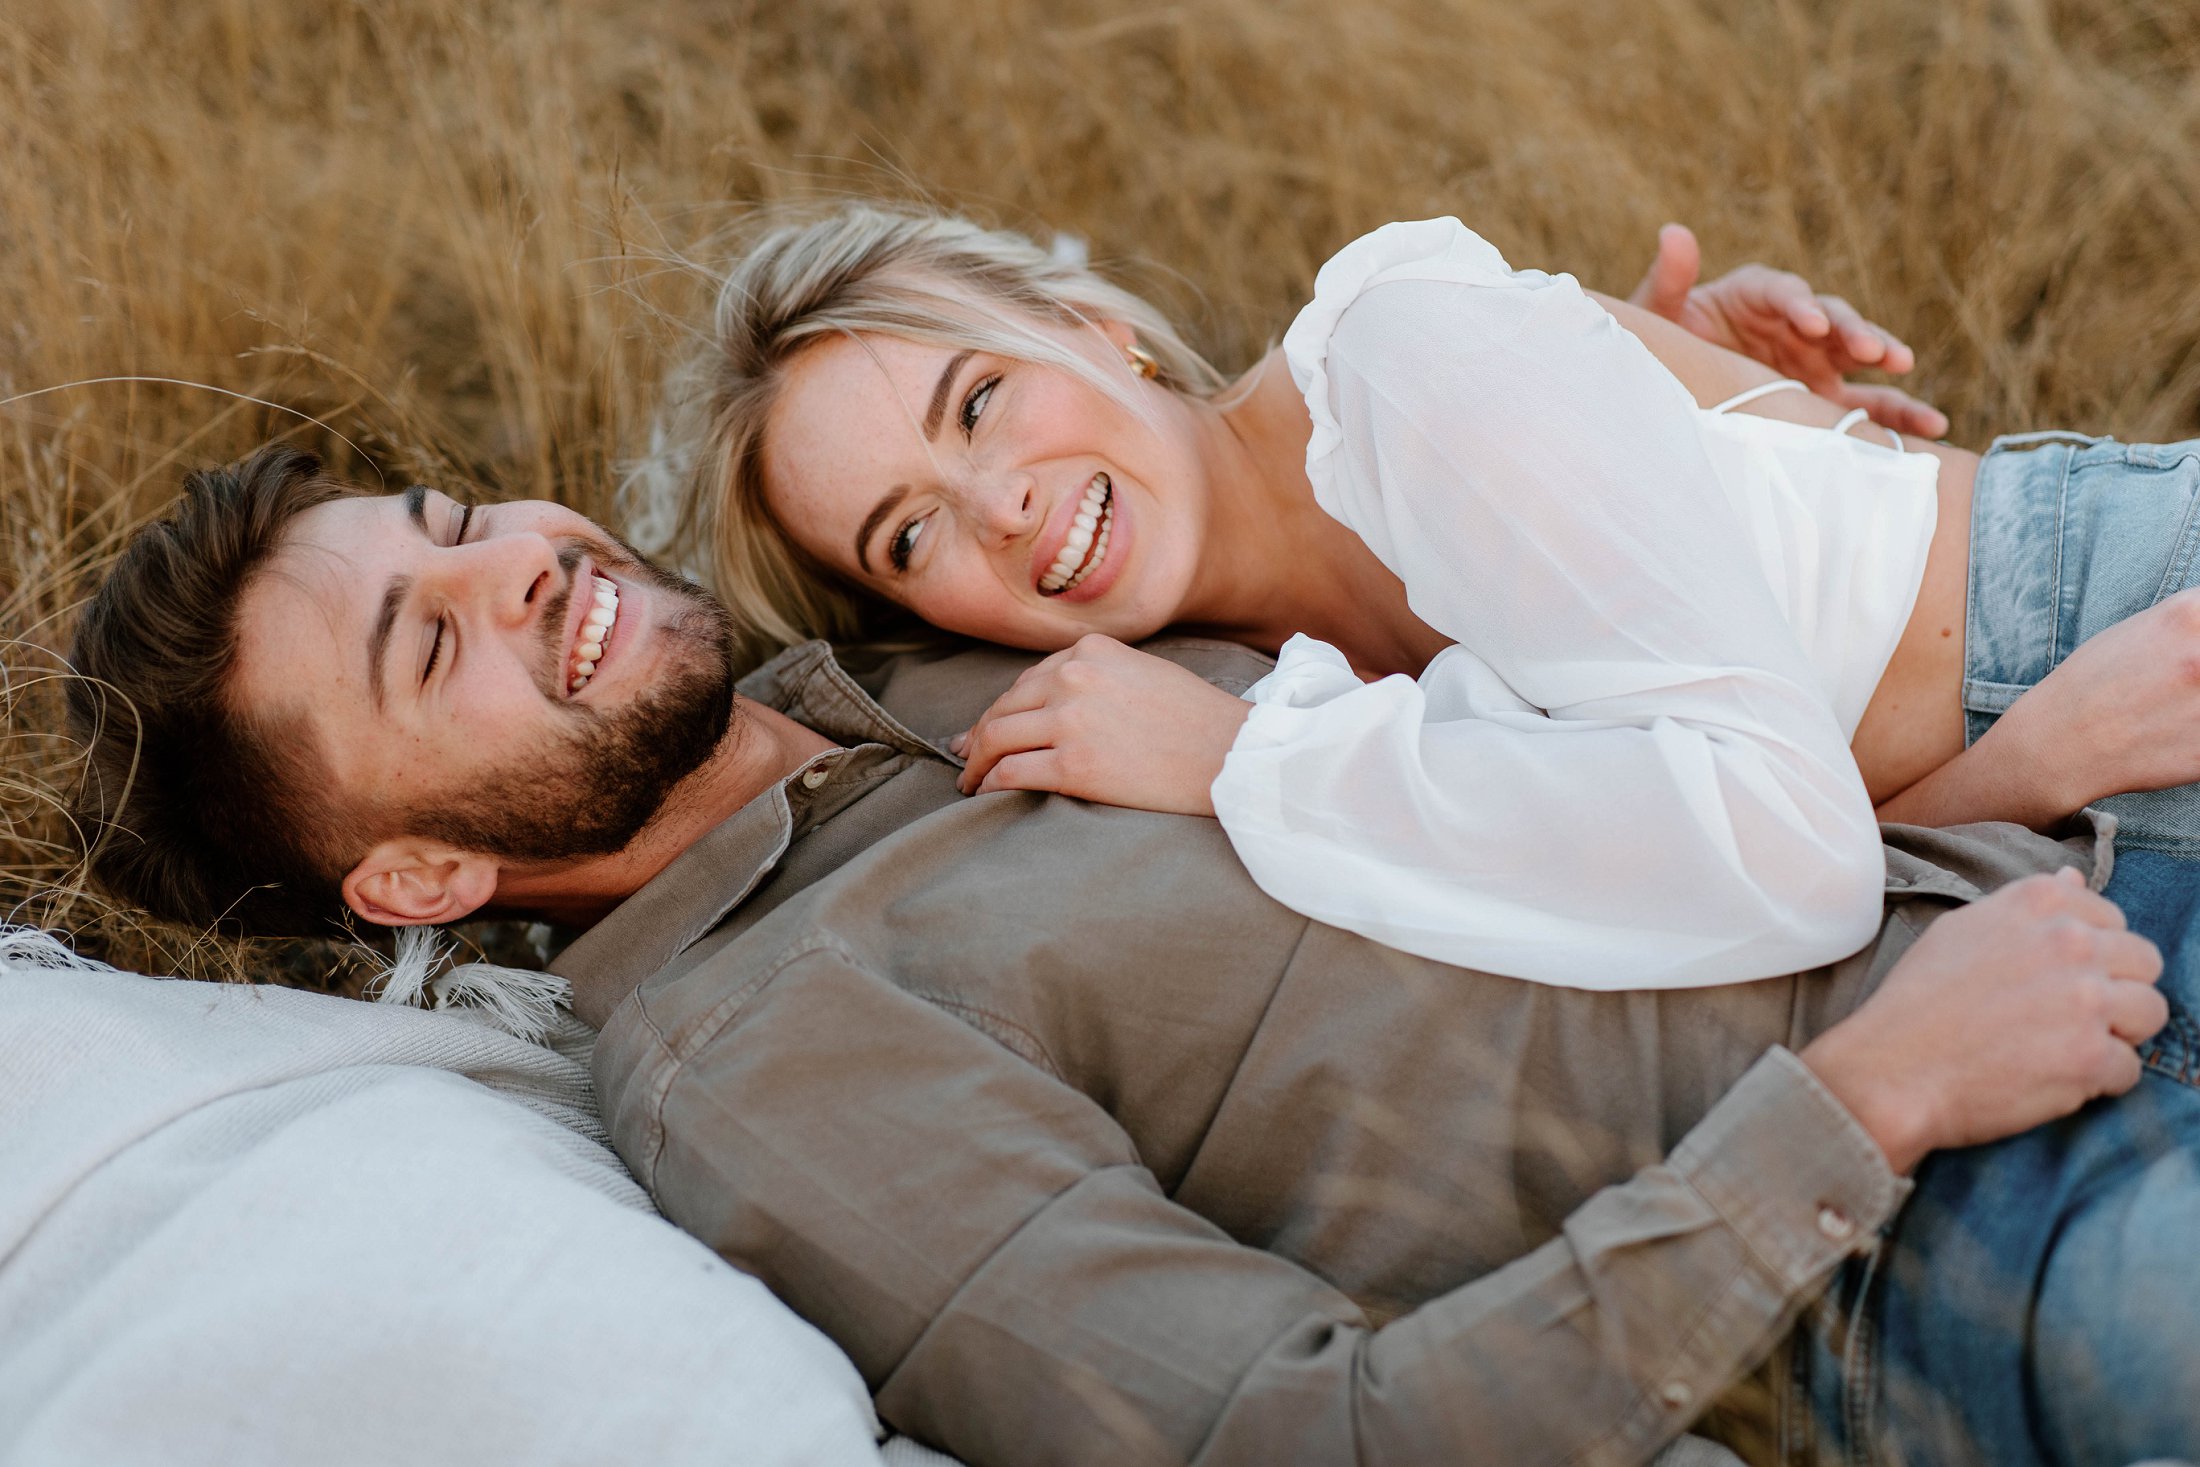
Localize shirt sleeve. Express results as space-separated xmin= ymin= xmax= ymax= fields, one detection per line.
xmin=1209 ymin=219 xmax=1884 ymax=990
xmin=598 ymin=942 xmax=1905 ymax=1467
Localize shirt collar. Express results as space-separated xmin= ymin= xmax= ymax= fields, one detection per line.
xmin=734 ymin=639 xmax=956 ymax=757
xmin=550 ymin=641 xmax=951 ymax=1027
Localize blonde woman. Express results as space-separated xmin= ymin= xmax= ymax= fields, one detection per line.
xmin=654 ymin=203 xmax=2200 ymax=989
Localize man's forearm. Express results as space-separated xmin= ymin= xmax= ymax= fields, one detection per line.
xmin=1203 ymin=1049 xmax=1906 ymax=1466
xmin=601 ymin=949 xmax=1905 ymax=1467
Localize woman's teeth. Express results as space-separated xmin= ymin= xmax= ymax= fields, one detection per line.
xmin=568 ymin=575 xmax=618 ymax=695
xmin=1040 ymin=474 xmax=1113 ymax=595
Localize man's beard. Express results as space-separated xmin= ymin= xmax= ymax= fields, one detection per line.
xmin=413 ymin=540 xmax=740 ymax=864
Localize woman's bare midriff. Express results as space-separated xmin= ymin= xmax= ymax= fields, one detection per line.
xmin=1850 ymin=440 xmax=1978 ymax=804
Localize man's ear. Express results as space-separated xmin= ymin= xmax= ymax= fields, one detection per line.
xmin=341 ymin=838 xmax=501 ymax=927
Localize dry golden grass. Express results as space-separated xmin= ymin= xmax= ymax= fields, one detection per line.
xmin=3 ymin=0 xmax=2197 ymax=984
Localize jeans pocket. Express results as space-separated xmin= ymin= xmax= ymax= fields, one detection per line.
xmin=2062 ymin=447 xmax=2200 ymax=649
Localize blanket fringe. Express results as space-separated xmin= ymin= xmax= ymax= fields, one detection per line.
xmin=367 ymin=927 xmax=570 ymax=1044
xmin=0 ymin=926 xmax=120 ymax=975
xmin=1 ymin=923 xmax=568 ymax=1046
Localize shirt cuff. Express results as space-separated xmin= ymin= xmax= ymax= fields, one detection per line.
xmin=1670 ymin=1047 xmax=1911 ymax=1289
xmin=1236 ymin=634 xmax=1363 ymax=713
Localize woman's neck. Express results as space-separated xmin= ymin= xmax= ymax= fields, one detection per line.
xmin=1173 ymin=350 xmax=1450 ymax=680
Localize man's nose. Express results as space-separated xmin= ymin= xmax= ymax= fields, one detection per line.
xmin=437 ymin=531 xmax=562 ymax=629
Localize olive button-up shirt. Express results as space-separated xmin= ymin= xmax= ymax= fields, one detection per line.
xmin=555 ymin=639 xmax=2096 ymax=1467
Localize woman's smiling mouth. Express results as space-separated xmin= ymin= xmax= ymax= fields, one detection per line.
xmin=1039 ymin=473 xmax=1114 ymax=596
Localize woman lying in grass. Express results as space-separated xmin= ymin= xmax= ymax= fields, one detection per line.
xmin=653 ymin=203 xmax=2197 ymax=989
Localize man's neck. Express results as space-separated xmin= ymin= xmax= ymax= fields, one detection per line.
xmin=491 ymin=695 xmax=837 ymax=927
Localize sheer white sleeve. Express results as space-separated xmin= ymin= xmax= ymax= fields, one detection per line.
xmin=1208 ymin=219 xmax=1884 ymax=990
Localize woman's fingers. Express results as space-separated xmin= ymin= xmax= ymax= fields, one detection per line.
xmin=1831 ymin=297 xmax=1909 ymax=372
xmin=951 ymin=649 xmax=1084 ymax=760
xmin=1628 ymin=222 xmax=1701 ymax=319
xmin=975 ymin=748 xmax=1067 ymax=796
xmin=1769 ymin=275 xmax=1832 ymax=338
xmin=957 ymin=708 xmax=1059 ymax=793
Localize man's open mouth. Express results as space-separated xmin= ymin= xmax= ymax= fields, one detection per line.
xmin=567 ymin=574 xmax=619 ymax=695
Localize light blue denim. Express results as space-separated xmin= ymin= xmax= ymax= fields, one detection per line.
xmin=1964 ymin=431 xmax=2200 ymax=854
xmin=1783 ymin=433 xmax=2200 ymax=1466
xmin=1785 ymin=845 xmax=2200 ymax=1466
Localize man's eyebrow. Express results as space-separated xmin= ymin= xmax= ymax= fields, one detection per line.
xmin=854 ymin=486 xmax=909 ymax=577
xmin=366 ymin=574 xmax=413 ymax=714
xmin=367 ymin=488 xmax=437 ymax=710
xmin=923 ymin=349 xmax=977 ymax=440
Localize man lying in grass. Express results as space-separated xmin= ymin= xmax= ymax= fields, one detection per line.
xmin=66 ymin=447 xmax=2191 ymax=1467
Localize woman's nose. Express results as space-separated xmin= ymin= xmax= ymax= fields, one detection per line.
xmin=971 ymin=471 xmax=1039 ymax=542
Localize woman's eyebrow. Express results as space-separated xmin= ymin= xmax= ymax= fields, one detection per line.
xmin=924 ymin=350 xmax=977 ymax=439
xmin=854 ymin=485 xmax=909 ymax=575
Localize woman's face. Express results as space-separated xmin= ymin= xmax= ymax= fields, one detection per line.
xmin=762 ymin=319 xmax=1212 ymax=652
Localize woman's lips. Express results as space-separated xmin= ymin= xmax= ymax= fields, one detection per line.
xmin=1038 ymin=473 xmax=1114 ymax=596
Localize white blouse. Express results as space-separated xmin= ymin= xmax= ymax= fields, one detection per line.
xmin=1209 ymin=218 xmax=1940 ymax=990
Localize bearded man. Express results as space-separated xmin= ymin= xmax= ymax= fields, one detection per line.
xmin=65 ymin=446 xmax=2196 ymax=1467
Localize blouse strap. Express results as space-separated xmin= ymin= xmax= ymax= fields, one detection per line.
xmin=1833 ymin=406 xmax=1905 ymax=449
xmin=1706 ymin=379 xmax=1808 ymax=415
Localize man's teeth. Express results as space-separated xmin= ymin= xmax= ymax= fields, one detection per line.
xmin=568 ymin=575 xmax=619 ymax=694
xmin=1040 ymin=475 xmax=1113 ymax=595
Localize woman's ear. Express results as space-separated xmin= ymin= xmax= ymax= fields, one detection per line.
xmin=342 ymin=839 xmax=500 ymax=927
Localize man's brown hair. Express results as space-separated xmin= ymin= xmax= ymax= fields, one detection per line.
xmin=67 ymin=445 xmax=363 ymax=936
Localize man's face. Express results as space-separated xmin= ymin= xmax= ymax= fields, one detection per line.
xmin=231 ymin=487 xmax=736 ymax=868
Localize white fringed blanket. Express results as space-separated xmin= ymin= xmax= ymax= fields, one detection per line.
xmin=0 ymin=929 xmax=928 ymax=1467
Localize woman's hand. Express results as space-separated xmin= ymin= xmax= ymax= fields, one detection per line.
xmin=1875 ymin=590 xmax=2200 ymax=830
xmin=1630 ymin=222 xmax=1949 ymax=439
xmin=1801 ymin=868 xmax=2165 ymax=1173
xmin=1975 ymin=587 xmax=2200 ymax=819
xmin=951 ymin=635 xmax=1253 ymax=815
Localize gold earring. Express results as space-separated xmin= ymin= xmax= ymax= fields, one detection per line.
xmin=1124 ymin=342 xmax=1160 ymax=380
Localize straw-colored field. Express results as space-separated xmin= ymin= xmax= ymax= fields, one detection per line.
xmin=4 ymin=0 xmax=2197 ymax=984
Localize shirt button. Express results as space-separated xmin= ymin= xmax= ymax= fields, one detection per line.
xmin=1816 ymin=1204 xmax=1855 ymax=1243
xmin=800 ymin=766 xmax=831 ymax=790
xmin=1659 ymin=1381 xmax=1694 ymax=1411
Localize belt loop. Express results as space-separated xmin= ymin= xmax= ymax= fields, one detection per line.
xmin=1841 ymin=1236 xmax=1891 ymax=1466
xmin=1986 ymin=428 xmax=2105 ymax=453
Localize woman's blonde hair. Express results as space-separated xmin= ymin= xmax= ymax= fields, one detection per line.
xmin=638 ymin=201 xmax=1226 ymax=666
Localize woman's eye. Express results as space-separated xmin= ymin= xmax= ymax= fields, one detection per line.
xmin=888 ymin=514 xmax=928 ymax=572
xmin=451 ymin=502 xmax=475 ymax=544
xmin=958 ymin=375 xmax=998 ymax=436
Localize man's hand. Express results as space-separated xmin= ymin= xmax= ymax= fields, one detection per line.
xmin=1801 ymin=869 xmax=2166 ymax=1173
xmin=950 ymin=635 xmax=1253 ymax=815
xmin=1630 ymin=222 xmax=1949 ymax=439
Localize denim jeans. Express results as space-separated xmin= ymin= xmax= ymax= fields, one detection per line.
xmin=1790 ymin=847 xmax=2200 ymax=1466
xmin=1965 ymin=431 xmax=2200 ymax=854
xmin=1787 ymin=433 xmax=2200 ymax=1464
